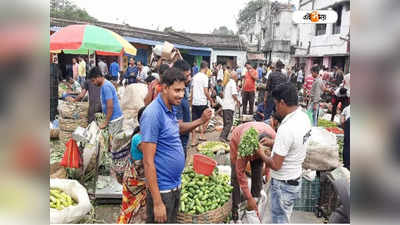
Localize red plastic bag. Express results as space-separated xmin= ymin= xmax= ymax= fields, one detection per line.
xmin=60 ymin=139 xmax=81 ymax=168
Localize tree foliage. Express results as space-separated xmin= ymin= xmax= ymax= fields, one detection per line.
xmin=50 ymin=0 xmax=97 ymax=21
xmin=236 ymin=0 xmax=266 ymax=34
xmin=212 ymin=26 xmax=234 ymax=35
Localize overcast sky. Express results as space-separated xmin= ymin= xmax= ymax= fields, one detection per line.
xmin=71 ymin=0 xmax=297 ymax=33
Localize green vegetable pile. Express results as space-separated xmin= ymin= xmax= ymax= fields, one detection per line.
xmin=233 ymin=118 xmax=240 ymax=126
xmin=200 ymin=149 xmax=215 ymax=158
xmin=180 ymin=167 xmax=232 ymax=215
xmin=318 ymin=119 xmax=337 ymax=128
xmin=337 ymin=138 xmax=344 ymax=162
xmin=238 ymin=127 xmax=259 ymax=158
xmin=198 ymin=141 xmax=229 ymax=153
xmin=50 ymin=188 xmax=77 ymax=210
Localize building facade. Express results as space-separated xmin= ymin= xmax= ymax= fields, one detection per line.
xmin=294 ymin=0 xmax=350 ymax=75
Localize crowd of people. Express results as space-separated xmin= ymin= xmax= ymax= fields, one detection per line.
xmin=50 ymin=52 xmax=350 ymax=223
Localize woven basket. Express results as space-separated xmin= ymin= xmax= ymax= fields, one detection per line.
xmin=50 ymin=128 xmax=60 ymax=139
xmin=177 ymin=198 xmax=232 ymax=224
xmin=58 ymin=100 xmax=89 ymax=119
xmin=59 ymin=117 xmax=88 ymax=132
xmin=59 ymin=130 xmax=73 ymax=144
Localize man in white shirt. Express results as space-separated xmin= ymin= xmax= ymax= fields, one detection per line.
xmin=137 ymin=61 xmax=150 ymax=83
xmin=191 ymin=61 xmax=215 ymax=145
xmin=219 ymin=71 xmax=240 ymax=142
xmin=256 ymin=82 xmax=312 ymax=223
xmin=217 ymin=64 xmax=224 ymax=81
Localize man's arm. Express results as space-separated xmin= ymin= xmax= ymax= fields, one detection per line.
xmin=179 ymin=108 xmax=212 ymax=134
xmin=73 ymin=89 xmax=87 ymax=102
xmin=100 ymin=99 xmax=113 ymax=129
xmin=236 ymin=158 xmax=258 ymax=211
xmin=144 ymin=85 xmax=154 ymax=106
xmin=203 ymin=87 xmax=214 ymax=106
xmin=251 ymin=70 xmax=258 ymax=80
xmin=257 ymin=149 xmax=285 ymax=171
xmin=142 ymin=142 xmax=167 ymax=223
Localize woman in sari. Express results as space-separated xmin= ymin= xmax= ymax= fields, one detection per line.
xmin=117 ymin=107 xmax=147 ymax=223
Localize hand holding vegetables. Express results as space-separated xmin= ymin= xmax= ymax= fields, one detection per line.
xmin=238 ymin=128 xmax=259 ymax=158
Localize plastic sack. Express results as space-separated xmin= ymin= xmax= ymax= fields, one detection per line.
xmin=241 ymin=210 xmax=261 ymax=224
xmin=50 ymin=179 xmax=92 ymax=224
xmin=120 ymin=83 xmax=148 ymax=112
xmin=82 ymin=122 xmax=100 ymax=173
xmin=303 ymin=127 xmax=339 ymax=171
xmin=60 ymin=139 xmax=81 ymax=169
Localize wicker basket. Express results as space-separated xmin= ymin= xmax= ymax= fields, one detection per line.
xmin=59 ymin=130 xmax=73 ymax=144
xmin=50 ymin=128 xmax=60 ymax=139
xmin=177 ymin=198 xmax=232 ymax=224
xmin=59 ymin=117 xmax=88 ymax=132
xmin=58 ymin=100 xmax=89 ymax=119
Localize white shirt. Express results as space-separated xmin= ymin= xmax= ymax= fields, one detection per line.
xmin=222 ymin=79 xmax=238 ymax=111
xmin=342 ymin=105 xmax=351 ymax=121
xmin=192 ymin=72 xmax=209 ymax=106
xmin=271 ymin=108 xmax=312 ymax=180
xmin=98 ymin=60 xmax=108 ymax=76
xmin=139 ymin=66 xmax=150 ymax=81
xmin=217 ymin=69 xmax=224 ymax=81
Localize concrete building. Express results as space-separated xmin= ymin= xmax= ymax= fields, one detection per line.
xmin=293 ymin=0 xmax=350 ymax=75
xmin=239 ymin=1 xmax=297 ymax=66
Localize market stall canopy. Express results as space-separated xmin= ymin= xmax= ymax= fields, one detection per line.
xmin=50 ymin=24 xmax=137 ymax=56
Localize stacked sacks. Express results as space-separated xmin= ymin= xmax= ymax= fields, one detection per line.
xmin=120 ymin=83 xmax=148 ymax=129
xmin=58 ymin=100 xmax=89 ymax=144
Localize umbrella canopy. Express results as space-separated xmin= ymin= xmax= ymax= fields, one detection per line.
xmin=50 ymin=24 xmax=136 ymax=56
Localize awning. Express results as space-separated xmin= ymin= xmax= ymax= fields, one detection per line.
xmin=247 ymin=53 xmax=266 ymax=61
xmin=123 ymin=37 xmax=211 ymax=56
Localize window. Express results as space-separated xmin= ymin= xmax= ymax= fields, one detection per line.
xmin=316 ymin=24 xmax=326 ymax=36
xmin=262 ymin=28 xmax=266 ymax=40
xmin=332 ymin=5 xmax=342 ymax=34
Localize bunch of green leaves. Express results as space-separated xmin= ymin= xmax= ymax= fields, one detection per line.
xmin=238 ymin=127 xmax=259 ymax=158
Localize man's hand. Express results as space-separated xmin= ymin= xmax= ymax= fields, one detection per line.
xmin=260 ymin=137 xmax=274 ymax=147
xmin=256 ymin=145 xmax=266 ymax=159
xmin=200 ymin=108 xmax=212 ymax=124
xmin=99 ymin=122 xmax=108 ymax=129
xmin=154 ymin=202 xmax=167 ymax=223
xmin=247 ymin=197 xmax=258 ymax=211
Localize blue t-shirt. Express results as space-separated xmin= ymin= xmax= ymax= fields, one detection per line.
xmin=130 ymin=133 xmax=143 ymax=161
xmin=100 ymin=80 xmax=122 ymax=121
xmin=254 ymin=103 xmax=267 ymax=121
xmin=174 ymin=95 xmax=191 ymax=153
xmin=192 ymin=66 xmax=199 ymax=75
xmin=110 ymin=62 xmax=120 ymax=77
xmin=140 ymin=94 xmax=185 ymax=191
xmin=124 ymin=66 xmax=138 ymax=84
xmin=257 ymin=67 xmax=263 ymax=80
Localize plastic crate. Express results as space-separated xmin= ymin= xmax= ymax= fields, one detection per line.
xmin=294 ymin=177 xmax=320 ymax=212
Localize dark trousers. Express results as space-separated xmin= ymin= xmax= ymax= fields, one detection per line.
xmin=220 ymin=110 xmax=234 ymax=140
xmin=257 ymin=89 xmax=266 ymax=105
xmin=265 ymin=94 xmax=276 ymax=119
xmin=88 ymin=101 xmax=102 ymax=123
xmin=343 ymin=118 xmax=350 ymax=170
xmin=231 ymin=159 xmax=263 ymax=214
xmin=146 ymin=189 xmax=181 ymax=223
xmin=242 ymin=91 xmax=255 ymax=115
xmin=331 ymin=96 xmax=349 ymax=121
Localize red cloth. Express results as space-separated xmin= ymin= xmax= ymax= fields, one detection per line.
xmin=303 ymin=75 xmax=315 ymax=94
xmin=243 ymin=69 xmax=257 ymax=92
xmin=230 ymin=122 xmax=276 ymax=200
xmin=60 ymin=139 xmax=81 ymax=169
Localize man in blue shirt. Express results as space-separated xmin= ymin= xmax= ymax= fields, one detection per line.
xmin=88 ymin=67 xmax=123 ymax=130
xmin=124 ymin=58 xmax=138 ymax=85
xmin=192 ymin=62 xmax=199 ymax=76
xmin=109 ymin=59 xmax=120 ymax=81
xmin=140 ymin=68 xmax=211 ymax=223
xmin=257 ymin=63 xmax=264 ymax=80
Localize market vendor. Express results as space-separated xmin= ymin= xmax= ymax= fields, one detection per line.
xmin=229 ymin=121 xmax=276 ymax=222
xmin=61 ymin=77 xmax=82 ymax=100
xmin=88 ymin=67 xmax=123 ymax=132
xmin=255 ymin=83 xmax=311 ymax=223
xmin=70 ymin=77 xmax=102 ymax=123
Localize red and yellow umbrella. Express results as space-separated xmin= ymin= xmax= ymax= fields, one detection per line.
xmin=50 ymin=24 xmax=136 ymax=56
